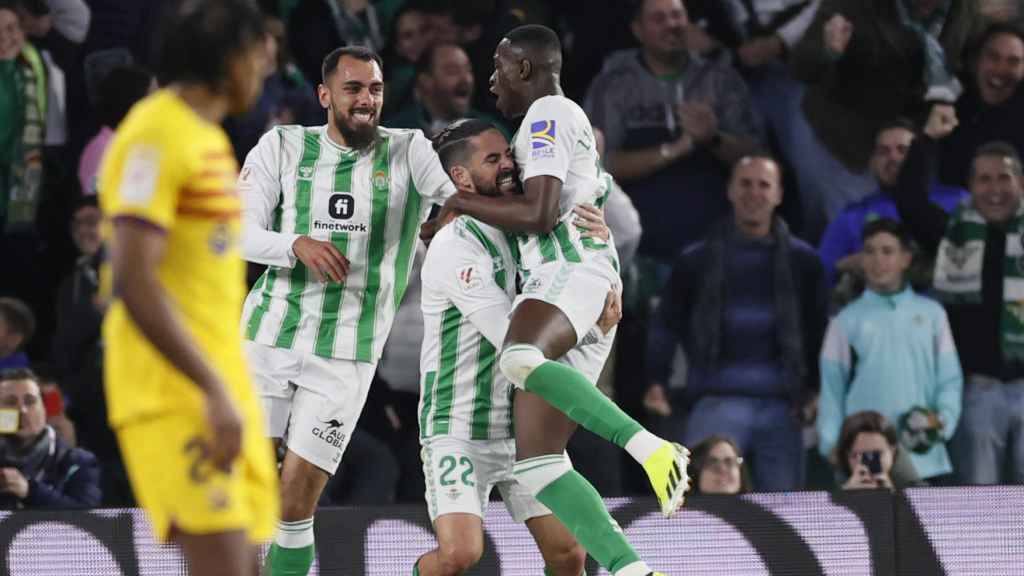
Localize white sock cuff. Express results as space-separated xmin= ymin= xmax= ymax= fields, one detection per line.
xmin=499 ymin=344 xmax=547 ymax=389
xmin=614 ymin=561 xmax=652 ymax=576
xmin=276 ymin=517 xmax=315 ymax=549
xmin=624 ymin=430 xmax=664 ymax=465
xmin=513 ymin=454 xmax=572 ymax=495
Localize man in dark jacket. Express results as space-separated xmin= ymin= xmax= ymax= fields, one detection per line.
xmin=789 ymin=0 xmax=982 ymax=241
xmin=0 ymin=368 xmax=101 ymax=508
xmin=647 ymin=154 xmax=828 ymax=491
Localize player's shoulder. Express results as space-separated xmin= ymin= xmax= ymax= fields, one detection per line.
xmin=379 ymin=126 xmax=429 ymax=146
xmin=527 ymin=94 xmax=585 ymax=119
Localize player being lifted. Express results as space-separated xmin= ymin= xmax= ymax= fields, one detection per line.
xmin=416 ymin=118 xmax=621 ymax=576
xmin=423 ymin=26 xmax=688 ymax=576
xmin=99 ymin=2 xmax=278 ymax=575
xmin=238 ymin=46 xmax=456 ymax=575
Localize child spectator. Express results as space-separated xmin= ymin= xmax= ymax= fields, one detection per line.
xmin=818 ymin=219 xmax=963 ymax=482
xmin=833 ymin=411 xmax=925 ymax=489
xmin=0 ymin=297 xmax=34 ymax=371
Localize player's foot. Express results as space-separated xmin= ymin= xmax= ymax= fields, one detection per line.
xmin=642 ymin=441 xmax=690 ymax=517
xmin=646 ymin=572 xmax=668 ymax=575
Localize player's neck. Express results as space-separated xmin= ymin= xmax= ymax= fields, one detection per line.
xmin=642 ymin=48 xmax=687 ymax=77
xmin=174 ymin=84 xmax=231 ymax=125
xmin=522 ymin=77 xmax=563 ymax=112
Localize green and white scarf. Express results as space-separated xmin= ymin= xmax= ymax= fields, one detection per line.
xmin=5 ymin=43 xmax=46 ymax=232
xmin=933 ymin=202 xmax=1024 ymax=361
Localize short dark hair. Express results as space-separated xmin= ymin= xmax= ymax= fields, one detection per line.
xmin=686 ymin=434 xmax=753 ymax=496
xmin=0 ymin=367 xmax=39 ymax=386
xmin=414 ymin=43 xmax=461 ymax=79
xmin=503 ymin=24 xmax=562 ymax=71
xmin=97 ymin=65 xmax=152 ymax=128
xmin=155 ymin=0 xmax=267 ymax=89
xmin=731 ymin=151 xmax=783 ymax=181
xmin=834 ymin=411 xmax=899 ymax=477
xmin=0 ymin=297 xmax=35 ymax=346
xmin=971 ymin=140 xmax=1024 ymax=178
xmin=978 ymin=22 xmax=1024 ymax=55
xmin=861 ymin=218 xmax=913 ymax=250
xmin=876 ymin=117 xmax=917 ymax=138
xmin=432 ymin=118 xmax=497 ymax=173
xmin=321 ymin=45 xmax=384 ymax=84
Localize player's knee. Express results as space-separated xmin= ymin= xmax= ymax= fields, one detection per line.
xmin=499 ymin=344 xmax=546 ymax=389
xmin=542 ymin=540 xmax=586 ymax=576
xmin=437 ymin=539 xmax=483 ymax=574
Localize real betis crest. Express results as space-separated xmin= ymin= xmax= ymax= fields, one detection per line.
xmin=373 ymin=170 xmax=388 ymax=190
xmin=943 ymin=244 xmax=979 ymax=269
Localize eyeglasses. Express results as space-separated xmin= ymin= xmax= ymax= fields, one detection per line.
xmin=705 ymin=456 xmax=743 ymax=470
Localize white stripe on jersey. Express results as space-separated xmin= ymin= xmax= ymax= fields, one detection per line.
xmin=419 ymin=217 xmax=516 ymax=440
xmin=240 ymin=125 xmax=455 ymax=362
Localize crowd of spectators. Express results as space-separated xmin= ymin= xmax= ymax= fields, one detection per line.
xmin=2 ymin=0 xmax=1024 ymax=508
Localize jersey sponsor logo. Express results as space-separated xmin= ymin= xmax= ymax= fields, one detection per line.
xmin=299 ymin=166 xmax=315 ymax=180
xmin=119 ymin=145 xmax=161 ymax=205
xmin=457 ymin=265 xmax=483 ymax=293
xmin=312 ymin=418 xmax=348 ymax=449
xmin=328 ymin=193 xmax=355 ymax=219
xmin=314 ymin=220 xmax=367 ymax=232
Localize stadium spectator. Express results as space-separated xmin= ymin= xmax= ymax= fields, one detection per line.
xmin=36 ymin=370 xmax=75 ymax=445
xmin=686 ymin=435 xmax=752 ymax=496
xmin=286 ymin=0 xmax=384 ymax=88
xmin=77 ymin=64 xmax=152 ymax=195
xmin=384 ymin=43 xmax=502 ymax=138
xmin=833 ymin=410 xmax=926 ymax=489
xmin=898 ymin=105 xmax=1024 ymax=485
xmin=0 ymin=298 xmax=33 ymax=371
xmin=0 ymin=368 xmax=101 ymax=509
xmin=224 ymin=15 xmax=322 ymax=163
xmin=790 ymin=0 xmax=983 ymax=242
xmin=585 ymin=0 xmax=761 ymax=270
xmin=818 ymin=219 xmax=963 ymax=483
xmin=646 ymin=155 xmax=828 ymax=491
xmin=939 ymin=23 xmax=1024 ymax=188
xmin=381 ymin=3 xmax=432 ymax=115
xmin=818 ymin=120 xmax=968 ymax=288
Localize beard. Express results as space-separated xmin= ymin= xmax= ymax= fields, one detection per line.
xmin=331 ymin=102 xmax=379 ymax=150
xmin=473 ymin=167 xmax=517 ymax=198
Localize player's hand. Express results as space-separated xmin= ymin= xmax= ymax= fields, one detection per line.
xmin=924 ymin=104 xmax=958 ymax=140
xmin=678 ymin=102 xmax=719 ymax=146
xmin=824 ymin=13 xmax=853 ymax=56
xmin=573 ymin=204 xmax=610 ymax=241
xmin=836 ymin=253 xmax=865 ymax=275
xmin=419 ymin=200 xmax=460 ymax=243
xmin=738 ymin=35 xmax=784 ymax=68
xmin=596 ymin=288 xmax=622 ymax=334
xmin=0 ymin=468 xmax=29 ymax=499
xmin=204 ymin=386 xmax=244 ymax=473
xmin=293 ymin=236 xmax=350 ymax=283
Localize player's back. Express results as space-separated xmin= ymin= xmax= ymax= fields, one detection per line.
xmin=99 ymin=89 xmax=250 ymax=426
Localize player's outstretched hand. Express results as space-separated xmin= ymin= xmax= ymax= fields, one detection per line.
xmin=293 ymin=236 xmax=350 ymax=283
xmin=573 ymin=204 xmax=610 ymax=241
xmin=205 ymin=386 xmax=243 ymax=472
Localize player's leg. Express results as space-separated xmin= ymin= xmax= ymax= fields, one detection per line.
xmin=414 ymin=514 xmax=484 ymax=575
xmin=500 ymin=263 xmax=689 ymax=516
xmin=512 ymin=391 xmax=651 ymax=575
xmin=524 ymin=515 xmax=586 ymax=576
xmin=176 ymin=529 xmax=258 ymax=576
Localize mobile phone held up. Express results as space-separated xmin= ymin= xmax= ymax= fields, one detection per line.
xmin=0 ymin=409 xmax=18 ymax=434
xmin=861 ymin=450 xmax=882 ymax=475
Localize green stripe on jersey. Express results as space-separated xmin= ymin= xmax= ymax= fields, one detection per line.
xmin=313 ymin=153 xmax=357 ymax=357
xmin=393 ymin=175 xmax=422 ymax=309
xmin=553 ymin=221 xmax=582 ymax=263
xmin=275 ymin=128 xmax=320 ymax=349
xmin=355 ymin=137 xmax=392 ymax=361
xmin=244 ymin=189 xmax=287 ymax=340
xmin=432 ymin=306 xmax=461 ymax=435
xmin=471 ymin=339 xmax=497 ymax=440
xmin=538 ymin=233 xmax=558 ymax=263
xmin=464 ymin=220 xmax=506 ymax=289
xmin=419 ymin=371 xmax=437 ymax=438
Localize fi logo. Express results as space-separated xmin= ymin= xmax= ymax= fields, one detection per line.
xmin=329 ymin=193 xmax=355 ymax=219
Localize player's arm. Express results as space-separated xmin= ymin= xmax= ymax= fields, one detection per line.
xmin=240 ymin=129 xmax=349 ymax=282
xmin=446 ymin=175 xmax=562 ymax=234
xmin=110 ymin=220 xmax=241 ymax=470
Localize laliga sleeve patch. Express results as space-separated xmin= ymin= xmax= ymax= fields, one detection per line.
xmin=530 ymin=120 xmax=556 ymax=159
xmin=119 ymin=145 xmax=161 ymax=205
xmin=456 ymin=264 xmax=484 ymax=294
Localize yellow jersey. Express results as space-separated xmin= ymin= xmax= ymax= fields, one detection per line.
xmin=99 ymin=89 xmax=252 ymax=426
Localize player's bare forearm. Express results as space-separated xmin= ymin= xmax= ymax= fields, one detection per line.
xmin=448 ymin=175 xmax=561 ymax=234
xmin=111 ymin=220 xmax=225 ymax=396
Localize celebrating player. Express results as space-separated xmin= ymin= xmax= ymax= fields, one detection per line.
xmin=98 ymin=2 xmax=277 ymax=576
xmin=416 ymin=118 xmax=620 ymax=576
xmin=422 ymin=25 xmax=688 ymax=576
xmin=238 ymin=46 xmax=456 ymax=575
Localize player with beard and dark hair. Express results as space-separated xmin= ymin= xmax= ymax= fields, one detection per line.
xmin=237 ymin=45 xmax=457 ymax=576
xmin=415 ymin=118 xmax=618 ymax=576
xmin=421 ymin=25 xmax=686 ymax=576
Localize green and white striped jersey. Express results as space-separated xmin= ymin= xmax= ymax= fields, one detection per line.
xmin=240 ymin=125 xmax=455 ymax=362
xmin=419 ymin=216 xmax=517 ymax=440
xmin=512 ymin=95 xmax=616 ymax=271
